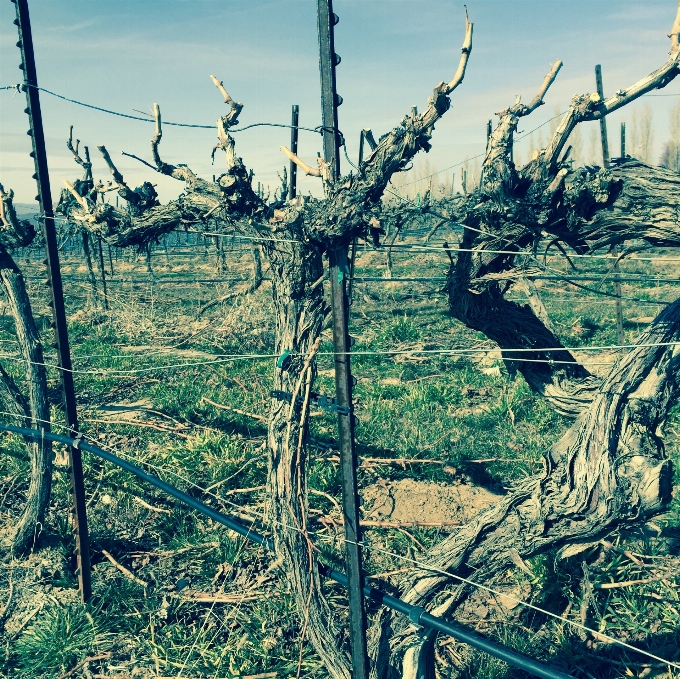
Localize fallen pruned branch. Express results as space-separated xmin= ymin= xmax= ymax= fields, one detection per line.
xmin=201 ymin=396 xmax=266 ymax=422
xmin=594 ymin=573 xmax=675 ymax=590
xmin=56 ymin=653 xmax=112 ymax=679
xmin=101 ymin=549 xmax=148 ymax=587
xmin=133 ymin=496 xmax=172 ymax=514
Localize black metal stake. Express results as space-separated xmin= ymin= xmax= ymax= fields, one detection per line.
xmin=621 ymin=121 xmax=626 ymax=158
xmin=317 ymin=1 xmax=368 ymax=677
xmin=317 ymin=0 xmax=341 ymax=178
xmin=96 ymin=237 xmax=109 ymax=311
xmin=288 ymin=105 xmax=299 ymax=200
xmin=14 ymin=0 xmax=92 ymax=601
xmin=595 ymin=65 xmax=610 ymax=168
xmin=328 ymin=249 xmax=368 ymax=679
xmin=595 ymin=65 xmax=623 ymax=342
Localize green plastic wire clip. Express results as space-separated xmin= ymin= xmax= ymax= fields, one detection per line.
xmin=276 ymin=349 xmax=292 ymax=370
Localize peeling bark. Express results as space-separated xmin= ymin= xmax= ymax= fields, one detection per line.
xmin=263 ymin=220 xmax=351 ymax=677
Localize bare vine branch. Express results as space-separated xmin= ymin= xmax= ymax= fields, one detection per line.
xmin=67 ymin=126 xmax=93 ymax=180
xmin=279 ymin=146 xmax=322 ymax=177
xmin=210 ymin=74 xmax=243 ymax=125
xmin=0 ymin=184 xmax=36 ymax=248
xmin=150 ymin=103 xmax=196 ymax=181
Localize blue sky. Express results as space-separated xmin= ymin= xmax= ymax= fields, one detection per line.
xmin=2 ymin=1 xmax=680 ymax=205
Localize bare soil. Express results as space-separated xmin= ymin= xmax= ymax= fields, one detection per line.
xmin=362 ymin=478 xmax=500 ymax=525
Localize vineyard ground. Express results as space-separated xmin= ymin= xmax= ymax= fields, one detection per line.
xmin=0 ymin=241 xmax=679 ymax=679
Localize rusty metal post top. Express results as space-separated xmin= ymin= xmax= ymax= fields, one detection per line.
xmin=288 ymin=105 xmax=299 ymax=200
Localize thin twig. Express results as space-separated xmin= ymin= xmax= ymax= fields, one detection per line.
xmin=133 ymin=495 xmax=172 ymax=514
xmin=201 ymin=396 xmax=266 ymax=422
xmin=121 ymin=151 xmax=157 ymax=171
xmin=322 ymin=453 xmax=446 ymax=467
xmin=395 ymin=526 xmax=427 ymax=551
xmin=82 ymin=417 xmax=189 ymax=437
xmin=101 ymin=550 xmax=149 ymax=587
xmin=204 ymin=455 xmax=265 ymax=493
xmin=462 ymin=457 xmax=541 ymax=464
xmin=595 ymin=573 xmax=674 ymax=589
xmin=309 ymin=488 xmax=342 ymax=515
xmin=57 ymin=654 xmax=112 ymax=679
xmin=174 ymin=590 xmax=262 ymax=603
xmin=317 ymin=516 xmax=461 ymax=528
xmin=367 ymin=567 xmax=411 ymax=579
xmin=130 ymin=542 xmax=220 ymax=558
xmin=222 ymin=484 xmax=266 ymax=496
xmin=10 ymin=603 xmax=42 ymax=637
xmin=600 ymin=540 xmax=644 ymax=566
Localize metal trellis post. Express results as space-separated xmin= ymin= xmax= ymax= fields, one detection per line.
xmin=14 ymin=0 xmax=92 ymax=602
xmin=288 ymin=105 xmax=299 ymax=200
xmin=317 ymin=1 xmax=369 ymax=677
xmin=594 ymin=65 xmax=610 ymax=168
xmin=621 ymin=121 xmax=626 ymax=157
xmin=595 ymin=64 xmax=624 ymax=343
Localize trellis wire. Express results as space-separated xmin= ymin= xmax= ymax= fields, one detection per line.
xmin=1 ymin=83 xmax=323 ymax=134
xmin=2 ymin=339 xmax=680 ymax=376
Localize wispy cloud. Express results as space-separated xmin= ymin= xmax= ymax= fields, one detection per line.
xmin=47 ymin=18 xmax=98 ymax=33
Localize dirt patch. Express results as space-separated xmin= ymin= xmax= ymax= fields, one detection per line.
xmin=95 ymin=397 xmax=156 ymax=423
xmin=1 ymin=547 xmax=77 ymax=637
xmin=362 ymin=478 xmax=500 ymax=525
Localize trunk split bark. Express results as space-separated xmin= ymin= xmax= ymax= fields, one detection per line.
xmin=264 ymin=225 xmax=352 ymax=678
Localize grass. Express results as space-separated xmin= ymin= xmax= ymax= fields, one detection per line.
xmin=0 ymin=239 xmax=678 ymax=678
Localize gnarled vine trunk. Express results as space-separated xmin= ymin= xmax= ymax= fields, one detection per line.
xmin=0 ymin=246 xmax=52 ymax=553
xmin=443 ymin=160 xmax=680 ymax=417
xmin=264 ymin=222 xmax=351 ymax=677
xmin=371 ymin=295 xmax=679 ymax=677
xmin=448 ymin=224 xmax=601 ymax=416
